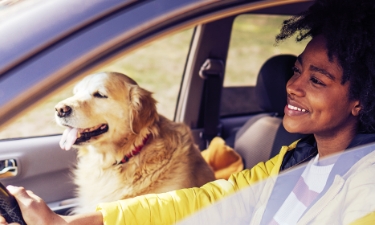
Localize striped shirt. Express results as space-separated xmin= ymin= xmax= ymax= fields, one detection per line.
xmin=269 ymin=154 xmax=334 ymax=225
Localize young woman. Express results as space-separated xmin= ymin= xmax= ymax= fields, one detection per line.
xmin=2 ymin=0 xmax=375 ymax=224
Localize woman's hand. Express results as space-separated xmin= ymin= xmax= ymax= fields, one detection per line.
xmin=1 ymin=186 xmax=104 ymax=225
xmin=6 ymin=185 xmax=67 ymax=225
xmin=0 ymin=215 xmax=19 ymax=225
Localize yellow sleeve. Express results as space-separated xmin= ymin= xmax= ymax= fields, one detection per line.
xmin=350 ymin=212 xmax=375 ymax=225
xmin=95 ymin=138 xmax=299 ymax=225
xmin=96 ymin=145 xmax=290 ymax=225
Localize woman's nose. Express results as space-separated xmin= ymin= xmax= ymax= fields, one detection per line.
xmin=286 ymin=74 xmax=305 ymax=97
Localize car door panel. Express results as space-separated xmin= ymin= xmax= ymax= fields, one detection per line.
xmin=0 ymin=135 xmax=77 ymax=210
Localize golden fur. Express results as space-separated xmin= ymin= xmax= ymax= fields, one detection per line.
xmin=55 ymin=72 xmax=215 ymax=214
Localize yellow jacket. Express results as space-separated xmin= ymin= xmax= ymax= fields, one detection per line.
xmin=96 ymin=141 xmax=293 ymax=224
xmin=96 ymin=139 xmax=375 ymax=225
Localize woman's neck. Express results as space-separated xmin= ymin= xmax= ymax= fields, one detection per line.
xmin=315 ymin=127 xmax=357 ymax=158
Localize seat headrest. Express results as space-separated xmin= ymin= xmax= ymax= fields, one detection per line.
xmin=255 ymin=54 xmax=297 ymax=116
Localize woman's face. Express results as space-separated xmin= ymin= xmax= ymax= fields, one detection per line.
xmin=283 ymin=35 xmax=361 ymax=137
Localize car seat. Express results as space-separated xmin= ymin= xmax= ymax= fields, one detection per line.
xmin=233 ymin=54 xmax=306 ymax=169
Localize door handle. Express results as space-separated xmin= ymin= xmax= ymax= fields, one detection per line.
xmin=0 ymin=159 xmax=18 ymax=178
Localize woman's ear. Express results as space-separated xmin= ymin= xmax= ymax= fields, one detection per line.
xmin=351 ymin=100 xmax=361 ymax=117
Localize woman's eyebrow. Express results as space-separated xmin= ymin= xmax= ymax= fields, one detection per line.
xmin=309 ymin=65 xmax=336 ymax=81
xmin=297 ymin=55 xmax=336 ymax=81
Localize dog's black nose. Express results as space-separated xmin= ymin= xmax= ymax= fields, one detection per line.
xmin=55 ymin=104 xmax=72 ymax=118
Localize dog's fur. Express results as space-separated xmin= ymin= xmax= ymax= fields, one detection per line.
xmin=55 ymin=72 xmax=215 ymax=214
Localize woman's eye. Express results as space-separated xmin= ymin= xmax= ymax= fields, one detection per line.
xmin=93 ymin=92 xmax=108 ymax=98
xmin=292 ymin=66 xmax=301 ymax=74
xmin=310 ymin=77 xmax=325 ymax=86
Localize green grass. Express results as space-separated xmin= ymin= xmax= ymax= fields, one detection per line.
xmin=0 ymin=14 xmax=307 ymax=140
xmin=99 ymin=28 xmax=194 ymax=119
xmin=225 ymin=15 xmax=307 ymax=86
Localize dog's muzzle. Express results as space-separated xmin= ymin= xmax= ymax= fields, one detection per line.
xmin=55 ymin=104 xmax=72 ymax=118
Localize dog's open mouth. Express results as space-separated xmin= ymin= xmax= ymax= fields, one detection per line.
xmin=76 ymin=124 xmax=108 ymax=143
xmin=59 ymin=124 xmax=108 ymax=150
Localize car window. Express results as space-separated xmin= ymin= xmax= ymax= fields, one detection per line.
xmin=221 ymin=14 xmax=307 ymax=116
xmin=0 ymin=28 xmax=193 ymax=140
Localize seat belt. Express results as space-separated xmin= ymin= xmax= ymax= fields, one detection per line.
xmin=199 ymin=58 xmax=225 ymax=147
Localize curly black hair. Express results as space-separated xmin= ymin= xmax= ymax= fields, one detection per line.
xmin=276 ymin=0 xmax=375 ymax=133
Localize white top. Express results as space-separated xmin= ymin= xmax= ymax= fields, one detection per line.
xmin=270 ymin=154 xmax=334 ymax=225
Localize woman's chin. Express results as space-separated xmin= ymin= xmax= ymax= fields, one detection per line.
xmin=282 ymin=119 xmax=309 ymax=134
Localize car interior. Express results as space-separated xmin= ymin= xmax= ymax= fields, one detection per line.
xmin=223 ymin=54 xmax=307 ymax=169
xmin=0 ymin=0 xmax=314 ymax=215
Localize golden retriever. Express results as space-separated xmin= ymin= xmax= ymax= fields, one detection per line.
xmin=54 ymin=72 xmax=215 ymax=214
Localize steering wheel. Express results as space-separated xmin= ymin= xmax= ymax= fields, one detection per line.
xmin=0 ymin=182 xmax=26 ymax=225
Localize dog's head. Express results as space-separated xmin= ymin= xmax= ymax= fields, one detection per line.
xmin=55 ymin=72 xmax=159 ymax=151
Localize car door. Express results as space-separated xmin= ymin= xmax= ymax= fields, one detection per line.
xmin=0 ymin=0 xmax=227 ymax=214
xmin=0 ymin=0 xmax=312 ymax=215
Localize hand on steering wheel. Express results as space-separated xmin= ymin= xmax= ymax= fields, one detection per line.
xmin=0 ymin=183 xmax=25 ymax=225
xmin=1 ymin=185 xmax=66 ymax=225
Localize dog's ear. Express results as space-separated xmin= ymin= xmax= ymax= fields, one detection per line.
xmin=129 ymin=85 xmax=159 ymax=134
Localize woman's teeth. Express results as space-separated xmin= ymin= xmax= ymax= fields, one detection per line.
xmin=288 ymin=104 xmax=307 ymax=112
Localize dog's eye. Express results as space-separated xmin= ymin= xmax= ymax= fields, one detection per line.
xmin=93 ymin=92 xmax=108 ymax=98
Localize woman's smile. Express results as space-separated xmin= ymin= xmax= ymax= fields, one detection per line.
xmin=284 ymin=103 xmax=309 ymax=116
xmin=282 ymin=35 xmax=360 ymax=137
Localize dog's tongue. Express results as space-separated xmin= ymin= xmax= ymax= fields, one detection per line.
xmin=59 ymin=127 xmax=78 ymax=151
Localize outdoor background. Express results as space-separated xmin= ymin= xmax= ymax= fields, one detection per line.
xmin=0 ymin=13 xmax=306 ymax=139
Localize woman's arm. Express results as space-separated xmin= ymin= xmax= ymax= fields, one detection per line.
xmin=5 ymin=186 xmax=103 ymax=225
xmin=2 ymin=142 xmax=287 ymax=225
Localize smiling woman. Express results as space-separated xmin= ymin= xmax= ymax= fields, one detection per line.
xmin=2 ymin=0 xmax=375 ymax=224
xmin=283 ymin=35 xmax=361 ymax=155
